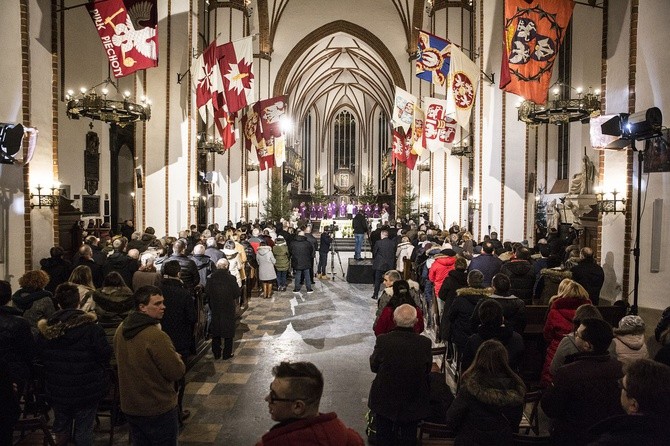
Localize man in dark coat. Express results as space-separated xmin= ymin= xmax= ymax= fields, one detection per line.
xmin=368 ymin=304 xmax=432 ymax=445
xmin=103 ymin=238 xmax=139 ymax=288
xmin=189 ymin=244 xmax=214 ymax=287
xmin=0 ymin=280 xmax=35 ymax=392
xmin=205 ymin=258 xmax=240 ymax=360
xmin=352 ymin=208 xmax=369 ymax=261
xmin=588 ymin=359 xmax=670 ymax=445
xmin=73 ymin=244 xmax=104 ymax=288
xmin=160 ymin=260 xmax=196 ymax=423
xmin=317 ymin=228 xmax=333 ymax=279
xmin=467 ymin=242 xmax=502 ymax=287
xmin=472 ymin=273 xmax=526 ymax=334
xmin=36 ymin=283 xmax=112 ymax=445
xmin=542 ymin=318 xmax=624 ymax=445
xmin=303 ymin=225 xmax=319 ymax=282
xmin=168 ymin=238 xmax=200 ymax=295
xmin=40 ymin=246 xmax=72 ymax=293
xmin=371 ymin=230 xmax=396 ymax=300
xmin=290 ymin=231 xmax=315 ymax=293
xmin=499 ymin=246 xmax=536 ymax=303
xmin=571 ymin=247 xmax=605 ymax=305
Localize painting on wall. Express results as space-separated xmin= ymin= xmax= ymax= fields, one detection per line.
xmin=644 ymin=129 xmax=670 ymax=173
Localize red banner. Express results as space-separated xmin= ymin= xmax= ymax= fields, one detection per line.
xmin=86 ymin=0 xmax=158 ymax=78
xmin=499 ymin=0 xmax=575 ymax=104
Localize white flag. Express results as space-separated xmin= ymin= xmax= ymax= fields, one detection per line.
xmin=446 ymin=44 xmax=479 ymax=128
xmin=423 ymin=96 xmax=457 ymax=152
xmin=392 ymin=86 xmax=417 ymax=133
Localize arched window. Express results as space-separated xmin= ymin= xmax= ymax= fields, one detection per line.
xmin=334 ymin=111 xmax=356 ymax=172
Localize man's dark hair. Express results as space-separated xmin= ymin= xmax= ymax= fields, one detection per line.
xmin=103 ymin=271 xmax=128 ymax=288
xmin=173 ymin=239 xmax=186 ymax=254
xmin=162 ymin=260 xmax=181 ymax=278
xmin=54 ymin=283 xmax=80 ymax=309
xmin=625 ymin=359 xmax=670 ymax=415
xmin=272 ymin=361 xmax=324 ymax=403
xmin=0 ymin=280 xmax=12 ymax=306
xmin=492 ymin=273 xmax=511 ymax=294
xmin=482 ymin=241 xmax=494 ymax=254
xmin=515 ymin=246 xmax=531 ymax=260
xmin=479 ymin=299 xmax=503 ymax=327
xmin=580 ymin=318 xmax=613 ymax=354
xmin=134 ymin=285 xmax=162 ymax=309
xmin=50 ymin=246 xmax=65 ymax=258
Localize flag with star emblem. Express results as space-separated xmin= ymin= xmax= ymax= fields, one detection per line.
xmin=216 ymin=36 xmax=255 ymax=114
xmin=416 ymin=30 xmax=451 ymax=92
xmin=445 ymin=44 xmax=479 ymax=128
xmin=192 ymin=39 xmax=223 ymax=123
xmin=499 ymin=0 xmax=575 ymax=104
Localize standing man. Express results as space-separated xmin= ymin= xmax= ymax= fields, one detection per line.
xmin=570 ymin=247 xmax=605 ymax=305
xmin=371 ymin=230 xmax=396 ymax=300
xmin=368 ymin=304 xmax=432 ymax=445
xmin=206 ymin=259 xmax=240 ymax=360
xmin=114 ymin=286 xmax=186 ymax=445
xmin=256 ymin=361 xmax=364 ymax=445
xmin=169 ymin=239 xmax=200 ymax=295
xmin=352 ymin=208 xmax=369 ymax=261
xmin=317 ymin=227 xmax=333 ymax=280
xmin=290 ymin=230 xmax=315 ymax=294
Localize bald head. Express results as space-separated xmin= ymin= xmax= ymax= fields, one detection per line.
xmin=393 ymin=304 xmax=417 ymax=328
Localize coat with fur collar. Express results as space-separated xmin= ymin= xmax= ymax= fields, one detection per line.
xmin=36 ymin=309 xmax=112 ymax=409
xmin=445 ymin=372 xmax=525 ymax=445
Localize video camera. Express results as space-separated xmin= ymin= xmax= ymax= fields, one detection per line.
xmin=324 ymin=223 xmax=339 ymax=233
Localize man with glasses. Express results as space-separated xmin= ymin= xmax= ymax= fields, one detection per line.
xmin=589 ymin=359 xmax=670 ymax=444
xmin=541 ymin=318 xmax=623 ymax=445
xmin=256 ymin=361 xmax=363 ymax=445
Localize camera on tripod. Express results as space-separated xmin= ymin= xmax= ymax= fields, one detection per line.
xmin=324 ymin=223 xmax=339 ymax=232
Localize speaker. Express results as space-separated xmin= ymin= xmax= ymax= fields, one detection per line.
xmin=650 ymin=199 xmax=663 ymax=273
xmin=346 ymin=259 xmax=374 ymax=284
xmin=135 ymin=167 xmax=143 ymax=189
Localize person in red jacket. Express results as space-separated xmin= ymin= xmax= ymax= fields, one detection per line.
xmin=541 ymin=278 xmax=591 ymax=386
xmin=256 ymin=361 xmax=363 ymax=446
xmin=428 ymin=249 xmax=457 ymax=310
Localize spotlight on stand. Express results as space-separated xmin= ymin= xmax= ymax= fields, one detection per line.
xmin=0 ymin=123 xmax=38 ymax=165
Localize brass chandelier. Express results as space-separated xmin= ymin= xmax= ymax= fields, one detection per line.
xmin=66 ymin=78 xmax=151 ymax=126
xmin=518 ymin=83 xmax=601 ymax=125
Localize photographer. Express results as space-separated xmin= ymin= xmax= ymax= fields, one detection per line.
xmin=317 ymin=228 xmax=333 ymax=280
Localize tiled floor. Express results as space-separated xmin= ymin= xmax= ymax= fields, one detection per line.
xmin=16 ymin=251 xmax=393 ymax=445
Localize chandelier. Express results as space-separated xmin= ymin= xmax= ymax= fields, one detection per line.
xmin=66 ymin=78 xmax=151 ymax=126
xmin=197 ymin=132 xmax=225 ymax=154
xmin=517 ymin=83 xmax=601 ymax=125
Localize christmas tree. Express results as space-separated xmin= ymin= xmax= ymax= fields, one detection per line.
xmin=262 ymin=176 xmax=292 ymax=222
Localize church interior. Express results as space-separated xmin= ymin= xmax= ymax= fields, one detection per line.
xmin=2 ymin=0 xmax=670 ymax=444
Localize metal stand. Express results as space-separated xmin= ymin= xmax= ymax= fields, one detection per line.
xmin=329 ymin=238 xmax=345 ymax=280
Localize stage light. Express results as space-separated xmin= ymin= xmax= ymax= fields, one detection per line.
xmin=601 ymin=107 xmax=662 ymax=141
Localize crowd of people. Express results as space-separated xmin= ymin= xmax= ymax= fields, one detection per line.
xmin=1 ymin=214 xmax=670 ymax=445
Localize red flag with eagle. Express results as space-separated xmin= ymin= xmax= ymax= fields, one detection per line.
xmin=214 ymin=110 xmax=237 ymax=150
xmin=86 ymin=0 xmax=158 ymax=78
xmin=242 ymin=103 xmax=275 ymax=170
xmin=216 ymin=36 xmax=255 ymax=114
xmin=445 ymin=44 xmax=479 ymax=128
xmin=499 ymin=0 xmax=575 ymax=104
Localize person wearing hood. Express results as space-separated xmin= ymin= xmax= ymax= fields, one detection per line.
xmin=612 ymin=315 xmax=649 ymax=367
xmin=103 ymin=238 xmax=139 ymax=290
xmin=189 ymin=243 xmax=214 ymax=287
xmin=461 ymin=299 xmax=524 ymax=372
xmin=11 ymin=269 xmax=55 ymax=335
xmin=447 ymin=270 xmax=492 ymax=353
xmin=257 ymin=241 xmax=278 ymax=299
xmin=273 ymin=236 xmax=290 ymax=291
xmin=113 ymin=285 xmax=186 ymax=445
xmin=445 ymin=339 xmax=525 ymax=445
xmin=499 ymin=246 xmax=536 ymax=303
xmin=438 ymin=257 xmax=469 ymax=341
xmin=37 ymin=282 xmax=112 ymax=445
xmin=40 ymin=246 xmax=73 ymax=294
xmin=223 ymin=240 xmax=244 ymax=289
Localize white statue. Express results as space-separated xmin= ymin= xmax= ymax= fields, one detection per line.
xmin=548 ymin=199 xmax=561 ymax=231
xmin=569 ymin=152 xmax=596 ymax=195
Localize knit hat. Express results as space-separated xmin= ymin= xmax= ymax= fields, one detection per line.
xmin=614 ymin=315 xmax=646 ymax=335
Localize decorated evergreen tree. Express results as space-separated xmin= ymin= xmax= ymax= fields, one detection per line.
xmin=397 ymin=181 xmax=418 ymax=221
xmin=535 ymin=186 xmax=548 ymax=240
xmin=312 ymin=174 xmax=328 ymax=206
xmin=262 ymin=176 xmax=292 ymax=222
xmin=359 ymin=177 xmax=377 ymax=205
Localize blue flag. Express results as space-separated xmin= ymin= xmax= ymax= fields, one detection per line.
xmin=416 ymin=31 xmax=451 ymax=89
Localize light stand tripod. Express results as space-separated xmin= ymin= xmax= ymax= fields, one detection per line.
xmin=329 ymin=237 xmax=345 ymax=280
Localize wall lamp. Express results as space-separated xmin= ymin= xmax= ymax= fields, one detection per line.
xmin=31 ymin=183 xmax=60 ymax=209
xmin=190 ymin=194 xmax=201 ymax=208
xmin=595 ymin=188 xmax=626 ymax=214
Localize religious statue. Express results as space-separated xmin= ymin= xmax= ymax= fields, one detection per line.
xmin=547 ymin=199 xmax=561 ymax=231
xmin=568 ymin=151 xmax=596 ymax=195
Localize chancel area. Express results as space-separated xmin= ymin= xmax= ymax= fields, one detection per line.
xmin=2 ymin=0 xmax=670 ymax=445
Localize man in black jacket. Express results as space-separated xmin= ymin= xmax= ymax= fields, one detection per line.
xmin=0 ymin=280 xmax=35 ymax=393
xmin=352 ymin=208 xmax=369 ymax=260
xmin=104 ymin=238 xmax=139 ymax=288
xmin=369 ymin=304 xmax=432 ymax=445
xmin=37 ymin=283 xmax=112 ymax=445
xmin=206 ymin=259 xmax=240 ymax=360
xmin=290 ymin=231 xmax=315 ymax=293
xmin=371 ymin=230 xmax=396 ymax=300
xmin=160 ymin=260 xmax=196 ymax=423
xmin=571 ymin=247 xmax=604 ymax=305
xmin=168 ymin=239 xmax=200 ymax=295
xmin=40 ymin=246 xmax=72 ymax=293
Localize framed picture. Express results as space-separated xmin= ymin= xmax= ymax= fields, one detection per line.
xmin=644 ymin=129 xmax=670 ymax=173
xmin=82 ymin=195 xmax=100 ymax=216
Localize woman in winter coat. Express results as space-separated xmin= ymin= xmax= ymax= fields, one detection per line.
xmin=374 ymin=280 xmax=424 ymax=336
xmin=68 ymin=265 xmax=96 ymax=305
xmin=445 ymin=339 xmax=526 ymax=445
xmin=81 ymin=271 xmax=134 ymax=349
xmin=395 ymin=236 xmax=415 ymax=272
xmin=11 ymin=270 xmax=55 ymax=335
xmin=256 ymin=242 xmax=277 ymax=299
xmin=613 ymin=315 xmax=649 ymax=367
xmin=533 ymin=255 xmax=571 ymax=304
xmin=428 ymin=249 xmax=457 ymax=305
xmin=541 ymin=278 xmax=591 ymax=386
xmin=272 ymin=236 xmax=290 ymax=291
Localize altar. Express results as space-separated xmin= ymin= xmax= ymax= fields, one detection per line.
xmin=319 ymin=217 xmax=381 ymax=237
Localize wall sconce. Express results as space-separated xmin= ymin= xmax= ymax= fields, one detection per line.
xmin=420 ymin=199 xmax=432 ymax=211
xmin=468 ymin=196 xmax=480 ymax=211
xmin=595 ymin=188 xmax=626 ymax=214
xmin=246 ymin=163 xmax=260 ymax=172
xmin=30 ymin=183 xmax=60 ymax=209
xmin=244 ymin=198 xmax=258 ymax=207
xmin=190 ymin=194 xmax=201 ymax=208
